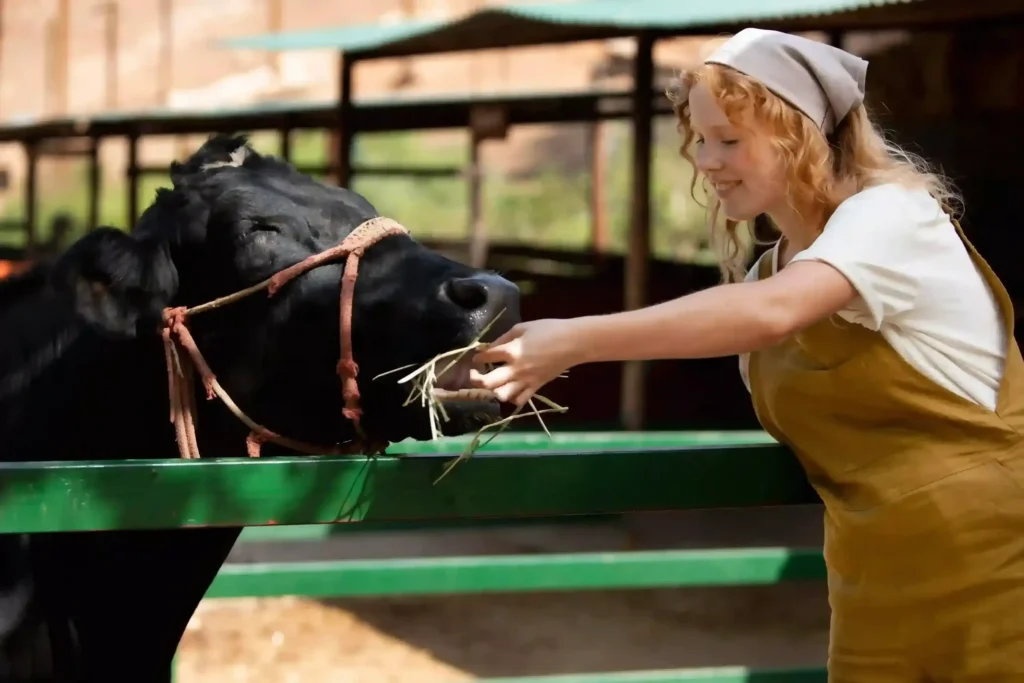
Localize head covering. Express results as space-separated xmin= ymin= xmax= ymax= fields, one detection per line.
xmin=702 ymin=28 xmax=868 ymax=134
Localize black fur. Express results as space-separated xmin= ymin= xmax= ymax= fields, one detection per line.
xmin=0 ymin=134 xmax=520 ymax=681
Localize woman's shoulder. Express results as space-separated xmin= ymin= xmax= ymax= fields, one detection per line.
xmin=829 ymin=182 xmax=948 ymax=228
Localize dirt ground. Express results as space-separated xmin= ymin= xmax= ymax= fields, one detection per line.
xmin=175 ymin=582 xmax=831 ymax=682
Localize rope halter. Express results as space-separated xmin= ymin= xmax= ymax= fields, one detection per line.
xmin=160 ymin=216 xmax=409 ymax=459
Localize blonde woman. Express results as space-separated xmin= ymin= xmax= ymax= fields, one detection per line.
xmin=471 ymin=28 xmax=1024 ymax=681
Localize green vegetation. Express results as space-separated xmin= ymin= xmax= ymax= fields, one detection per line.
xmin=0 ymin=119 xmax=719 ymax=263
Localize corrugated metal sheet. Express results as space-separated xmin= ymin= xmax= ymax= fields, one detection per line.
xmin=222 ymin=0 xmax=925 ymax=54
xmin=223 ymin=17 xmax=447 ymax=52
xmin=504 ymin=0 xmax=919 ymax=28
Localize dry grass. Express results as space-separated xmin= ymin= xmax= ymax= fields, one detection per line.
xmin=375 ymin=311 xmax=568 ymax=483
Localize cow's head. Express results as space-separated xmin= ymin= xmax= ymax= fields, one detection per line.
xmin=49 ymin=134 xmax=520 ymax=450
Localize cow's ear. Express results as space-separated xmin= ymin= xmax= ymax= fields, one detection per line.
xmin=50 ymin=227 xmax=178 ymax=339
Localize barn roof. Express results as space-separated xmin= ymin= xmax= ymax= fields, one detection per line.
xmin=221 ymin=0 xmax=931 ymax=58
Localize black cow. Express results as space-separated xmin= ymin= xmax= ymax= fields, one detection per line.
xmin=0 ymin=134 xmax=520 ymax=681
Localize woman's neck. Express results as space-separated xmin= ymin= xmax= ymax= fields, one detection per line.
xmin=768 ymin=202 xmax=819 ymax=269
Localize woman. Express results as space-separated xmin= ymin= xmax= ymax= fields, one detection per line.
xmin=471 ymin=28 xmax=1024 ymax=681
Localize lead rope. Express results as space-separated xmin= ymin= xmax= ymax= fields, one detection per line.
xmin=160 ymin=216 xmax=409 ymax=459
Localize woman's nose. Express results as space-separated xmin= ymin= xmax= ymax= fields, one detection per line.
xmin=696 ymin=146 xmax=722 ymax=173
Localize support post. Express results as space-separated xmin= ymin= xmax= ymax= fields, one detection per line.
xmin=87 ymin=137 xmax=101 ymax=231
xmin=334 ymin=53 xmax=354 ymax=188
xmin=126 ymin=134 xmax=139 ymax=229
xmin=279 ymin=127 xmax=292 ymax=161
xmin=588 ymin=121 xmax=607 ymax=256
xmin=24 ymin=141 xmax=38 ymax=257
xmin=620 ymin=32 xmax=655 ymax=431
xmin=467 ymin=132 xmax=486 ymax=268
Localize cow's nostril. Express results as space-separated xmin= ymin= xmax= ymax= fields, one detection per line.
xmin=444 ymin=277 xmax=490 ymax=311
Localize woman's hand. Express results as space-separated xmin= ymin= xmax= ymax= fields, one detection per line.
xmin=470 ymin=318 xmax=584 ymax=407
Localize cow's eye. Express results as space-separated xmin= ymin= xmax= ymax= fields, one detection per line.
xmin=251 ymin=222 xmax=281 ymax=234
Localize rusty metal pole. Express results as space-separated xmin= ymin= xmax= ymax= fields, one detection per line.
xmin=467 ymin=132 xmax=487 ymax=268
xmin=334 ymin=54 xmax=354 ymax=188
xmin=588 ymin=121 xmax=607 ymax=256
xmin=620 ymin=32 xmax=654 ymax=431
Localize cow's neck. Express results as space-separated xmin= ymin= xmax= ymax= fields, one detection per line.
xmin=0 ymin=285 xmax=243 ymax=463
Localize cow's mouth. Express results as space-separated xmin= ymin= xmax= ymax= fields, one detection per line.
xmin=432 ymin=355 xmax=497 ymax=406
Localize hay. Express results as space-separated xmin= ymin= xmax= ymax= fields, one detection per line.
xmin=375 ymin=312 xmax=568 ymax=484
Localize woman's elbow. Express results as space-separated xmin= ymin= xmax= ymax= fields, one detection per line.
xmin=752 ymin=298 xmax=804 ymax=348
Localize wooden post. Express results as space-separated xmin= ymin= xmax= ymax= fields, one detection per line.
xmin=588 ymin=121 xmax=607 ymax=255
xmin=465 ymin=104 xmax=506 ymax=268
xmin=279 ymin=127 xmax=292 ymax=161
xmin=126 ymin=134 xmax=139 ymax=229
xmin=87 ymin=138 xmax=101 ymax=231
xmin=334 ymin=54 xmax=354 ymax=188
xmin=467 ymin=132 xmax=486 ymax=268
xmin=621 ymin=32 xmax=654 ymax=431
xmin=23 ymin=142 xmax=38 ymax=257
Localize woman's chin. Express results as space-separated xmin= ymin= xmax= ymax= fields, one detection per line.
xmin=719 ymin=201 xmax=759 ymax=222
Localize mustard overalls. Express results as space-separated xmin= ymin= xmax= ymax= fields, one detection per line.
xmin=747 ymin=223 xmax=1024 ymax=682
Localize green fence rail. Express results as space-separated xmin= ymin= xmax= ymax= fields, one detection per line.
xmin=3 ymin=431 xmax=827 ymax=682
xmin=208 ymin=546 xmax=827 ymax=599
xmin=0 ymin=440 xmax=817 ymax=534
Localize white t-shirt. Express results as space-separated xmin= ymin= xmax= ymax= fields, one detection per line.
xmin=738 ymin=182 xmax=1007 ymax=411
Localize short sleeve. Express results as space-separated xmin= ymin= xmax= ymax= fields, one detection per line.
xmin=788 ymin=184 xmax=937 ymax=330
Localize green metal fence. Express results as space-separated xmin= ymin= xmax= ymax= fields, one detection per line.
xmin=0 ymin=431 xmax=828 ymax=682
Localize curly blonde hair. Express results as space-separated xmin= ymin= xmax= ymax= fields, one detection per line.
xmin=666 ymin=61 xmax=961 ymax=283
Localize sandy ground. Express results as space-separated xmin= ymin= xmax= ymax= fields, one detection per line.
xmin=175 ymin=582 xmax=831 ymax=683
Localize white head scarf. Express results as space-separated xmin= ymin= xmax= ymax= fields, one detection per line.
xmin=700 ymin=28 xmax=869 ymax=134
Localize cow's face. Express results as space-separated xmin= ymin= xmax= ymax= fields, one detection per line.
xmin=51 ymin=135 xmax=520 ymax=451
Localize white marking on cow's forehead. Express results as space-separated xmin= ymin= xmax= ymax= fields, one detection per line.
xmin=200 ymin=145 xmax=249 ymax=171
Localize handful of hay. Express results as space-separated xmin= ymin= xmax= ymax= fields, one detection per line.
xmin=375 ymin=313 xmax=568 ymax=483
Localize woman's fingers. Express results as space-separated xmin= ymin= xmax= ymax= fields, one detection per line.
xmin=470 ymin=366 xmax=533 ymax=405
xmin=509 ymin=386 xmax=536 ymax=408
xmin=469 ymin=364 xmax=517 ymax=391
xmin=493 ymin=382 xmax=526 ymax=405
xmin=486 ymin=323 xmax=525 ymax=348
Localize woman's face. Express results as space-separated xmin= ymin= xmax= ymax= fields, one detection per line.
xmin=688 ymin=81 xmax=788 ymax=221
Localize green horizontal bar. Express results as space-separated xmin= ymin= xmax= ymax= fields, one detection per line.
xmin=237 ymin=513 xmax=621 ymax=542
xmin=0 ymin=444 xmax=817 ymax=534
xmin=476 ymin=667 xmax=827 ymax=683
xmin=207 ymin=547 xmax=826 ymax=599
xmin=386 ymin=430 xmax=777 ymax=455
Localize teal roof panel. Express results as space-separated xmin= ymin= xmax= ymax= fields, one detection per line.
xmin=223 ymin=17 xmax=447 ymax=52
xmin=221 ymin=0 xmax=925 ymax=56
xmin=503 ymin=0 xmax=919 ymax=27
